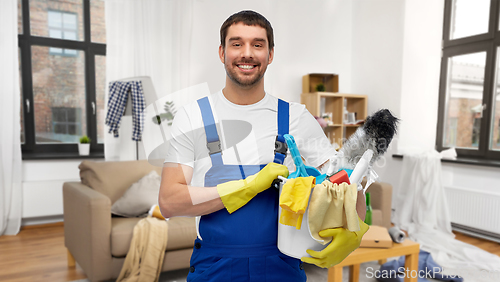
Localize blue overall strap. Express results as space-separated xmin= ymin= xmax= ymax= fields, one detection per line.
xmin=274 ymin=99 xmax=289 ymax=164
xmin=197 ymin=97 xmax=223 ymax=166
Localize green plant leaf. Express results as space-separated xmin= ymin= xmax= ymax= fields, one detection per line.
xmin=79 ymin=135 xmax=91 ymax=143
xmin=152 ymin=101 xmax=177 ymax=125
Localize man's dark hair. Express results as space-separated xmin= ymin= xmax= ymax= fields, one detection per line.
xmin=220 ymin=10 xmax=274 ymax=50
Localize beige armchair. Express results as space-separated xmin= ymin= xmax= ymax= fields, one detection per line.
xmin=63 ymin=160 xmax=197 ymax=282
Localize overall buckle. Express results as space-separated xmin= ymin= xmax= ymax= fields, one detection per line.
xmin=274 ymin=136 xmax=288 ymax=156
xmin=207 ymin=140 xmax=222 ymax=155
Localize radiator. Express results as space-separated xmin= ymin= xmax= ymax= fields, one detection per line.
xmin=445 ymin=186 xmax=500 ymax=242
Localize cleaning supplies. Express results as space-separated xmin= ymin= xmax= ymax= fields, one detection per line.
xmin=279 ymin=176 xmax=316 ymax=229
xmin=349 ymin=149 xmax=374 ymax=185
xmin=328 ymin=169 xmax=350 ymax=184
xmin=364 ymin=192 xmax=373 ymax=225
xmin=277 ymin=134 xmax=328 ymax=258
xmin=284 ymin=134 xmax=327 ymax=183
xmin=307 ymin=181 xmax=360 ymax=244
xmin=338 ymin=109 xmax=399 ymax=169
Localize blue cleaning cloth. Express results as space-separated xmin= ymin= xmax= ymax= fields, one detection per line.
xmin=376 ymin=250 xmax=463 ymax=282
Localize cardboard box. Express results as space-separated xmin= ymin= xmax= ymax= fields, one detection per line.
xmin=360 ymin=225 xmax=393 ymax=248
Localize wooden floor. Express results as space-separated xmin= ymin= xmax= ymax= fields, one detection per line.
xmin=0 ymin=223 xmax=87 ymax=282
xmin=0 ymin=223 xmax=499 ymax=282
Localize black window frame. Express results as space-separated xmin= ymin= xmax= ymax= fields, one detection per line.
xmin=437 ymin=0 xmax=500 ymax=161
xmin=19 ymin=0 xmax=105 ymax=159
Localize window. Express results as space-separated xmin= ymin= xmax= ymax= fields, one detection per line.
xmin=497 ymin=118 xmax=500 ymax=146
xmin=445 ymin=117 xmax=458 ymax=146
xmin=52 ymin=107 xmax=82 ymax=137
xmin=18 ymin=0 xmax=106 ymax=157
xmin=497 ymin=118 xmax=500 ymax=145
xmin=48 ymin=10 xmax=78 ymax=55
xmin=437 ymin=0 xmax=500 ymax=161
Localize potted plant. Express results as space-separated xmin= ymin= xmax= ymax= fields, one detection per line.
xmin=315 ymin=83 xmax=326 ymax=92
xmin=78 ymin=135 xmax=91 ymax=156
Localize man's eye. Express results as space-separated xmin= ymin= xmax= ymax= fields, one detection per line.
xmin=233 ymin=43 xmax=241 ymax=47
xmin=254 ymin=44 xmax=262 ymax=48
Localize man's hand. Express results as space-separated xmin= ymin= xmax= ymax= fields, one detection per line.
xmin=217 ymin=162 xmax=289 ymax=213
xmin=301 ymin=217 xmax=369 ymax=268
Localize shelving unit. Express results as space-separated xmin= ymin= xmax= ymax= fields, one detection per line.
xmin=301 ymin=74 xmax=367 ymax=146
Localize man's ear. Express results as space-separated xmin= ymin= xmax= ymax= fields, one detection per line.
xmin=219 ymin=45 xmax=225 ymax=64
xmin=268 ymin=47 xmax=274 ymax=65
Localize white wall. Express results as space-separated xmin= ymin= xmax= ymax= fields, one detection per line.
xmin=21 ymin=159 xmax=94 ymax=225
xmin=350 ymin=0 xmax=406 ymax=190
xmin=188 ymin=0 xmax=354 ymax=101
xmin=397 ymin=0 xmax=443 ymax=153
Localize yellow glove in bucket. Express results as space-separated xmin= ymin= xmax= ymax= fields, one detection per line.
xmin=217 ymin=162 xmax=289 ymax=214
xmin=301 ymin=217 xmax=369 ymax=268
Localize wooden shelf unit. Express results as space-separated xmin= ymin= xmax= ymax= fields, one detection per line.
xmin=302 ymin=73 xmax=339 ymax=93
xmin=301 ymin=91 xmax=367 ymax=146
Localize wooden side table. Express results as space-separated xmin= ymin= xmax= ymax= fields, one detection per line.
xmin=328 ymin=239 xmax=420 ymax=282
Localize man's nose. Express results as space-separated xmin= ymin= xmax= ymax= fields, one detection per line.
xmin=241 ymin=45 xmax=253 ymax=58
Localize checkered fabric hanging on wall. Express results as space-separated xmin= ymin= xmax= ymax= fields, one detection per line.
xmin=105 ymin=81 xmax=146 ymax=141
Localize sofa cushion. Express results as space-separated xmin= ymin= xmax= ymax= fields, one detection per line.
xmin=111 ymin=170 xmax=161 ymax=217
xmin=79 ymin=160 xmax=162 ymax=204
xmin=111 ymin=216 xmax=197 ymax=258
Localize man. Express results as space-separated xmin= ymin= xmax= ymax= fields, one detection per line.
xmin=159 ymin=10 xmax=367 ymax=281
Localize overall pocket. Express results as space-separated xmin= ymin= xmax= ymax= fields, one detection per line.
xmin=266 ymin=254 xmax=307 ymax=282
xmin=188 ymin=252 xmax=231 ymax=282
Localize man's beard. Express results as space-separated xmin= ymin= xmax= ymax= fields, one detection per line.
xmin=225 ymin=61 xmax=266 ymax=88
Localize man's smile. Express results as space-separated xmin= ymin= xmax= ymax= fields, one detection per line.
xmin=238 ymin=64 xmax=256 ymax=70
xmin=236 ymin=63 xmax=259 ymax=72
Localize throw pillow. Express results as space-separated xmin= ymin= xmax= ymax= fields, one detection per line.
xmin=79 ymin=160 xmax=162 ymax=204
xmin=111 ymin=170 xmax=161 ymax=217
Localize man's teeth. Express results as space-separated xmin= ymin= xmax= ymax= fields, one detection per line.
xmin=238 ymin=65 xmax=255 ymax=69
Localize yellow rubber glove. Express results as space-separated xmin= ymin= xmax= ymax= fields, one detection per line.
xmin=217 ymin=163 xmax=289 ymax=214
xmin=301 ymin=217 xmax=369 ymax=268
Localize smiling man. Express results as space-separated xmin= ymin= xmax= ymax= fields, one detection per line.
xmin=219 ymin=20 xmax=273 ymax=102
xmin=159 ymin=10 xmax=358 ymax=281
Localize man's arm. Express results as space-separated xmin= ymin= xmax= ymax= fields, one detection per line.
xmin=158 ymin=162 xmax=224 ymax=218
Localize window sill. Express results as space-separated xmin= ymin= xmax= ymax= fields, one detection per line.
xmin=22 ymin=151 xmax=104 ymax=160
xmin=392 ymin=154 xmax=500 ymax=168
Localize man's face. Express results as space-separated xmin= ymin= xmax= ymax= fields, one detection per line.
xmin=219 ymin=22 xmax=274 ymax=88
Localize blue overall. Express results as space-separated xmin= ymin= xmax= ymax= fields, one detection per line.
xmin=186 ymin=97 xmax=307 ymax=282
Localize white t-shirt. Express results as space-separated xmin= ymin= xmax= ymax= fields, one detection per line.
xmin=164 ymin=90 xmax=336 ymax=187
